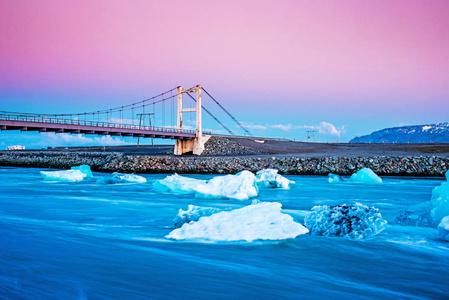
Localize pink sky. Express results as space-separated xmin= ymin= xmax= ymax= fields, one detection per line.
xmin=1 ymin=0 xmax=448 ymax=143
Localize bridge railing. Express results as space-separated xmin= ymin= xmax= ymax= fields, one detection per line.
xmin=0 ymin=112 xmax=197 ymax=135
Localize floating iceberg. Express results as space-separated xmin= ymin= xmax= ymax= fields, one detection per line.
xmin=153 ymin=174 xmax=206 ymax=194
xmin=256 ymin=169 xmax=294 ymax=189
xmin=154 ymin=169 xmax=292 ymax=200
xmin=40 ymin=165 xmax=93 ymax=182
xmin=438 ymin=216 xmax=449 ymax=242
xmin=173 ymin=205 xmax=225 ymax=228
xmin=328 ymin=173 xmax=344 ymax=183
xmin=395 ymin=201 xmax=433 ymax=227
xmin=167 ymin=202 xmax=309 ymax=242
xmin=41 ymin=169 xmax=86 ymax=182
xmin=71 ymin=165 xmax=93 ymax=178
xmin=430 ymin=171 xmax=449 ymax=225
xmin=305 ymin=203 xmax=387 ymax=239
xmin=97 ymin=173 xmax=146 ymax=184
xmin=350 ymin=168 xmax=382 ymax=184
xmin=195 ymin=170 xmax=259 ymax=201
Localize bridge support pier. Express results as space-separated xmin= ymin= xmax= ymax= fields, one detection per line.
xmin=174 ymin=85 xmax=208 ymax=155
xmin=174 ymin=135 xmax=210 ymax=155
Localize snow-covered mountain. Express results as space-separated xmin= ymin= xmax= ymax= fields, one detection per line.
xmin=350 ymin=123 xmax=449 ymax=143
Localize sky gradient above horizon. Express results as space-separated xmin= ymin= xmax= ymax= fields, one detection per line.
xmin=1 ymin=0 xmax=448 ymax=148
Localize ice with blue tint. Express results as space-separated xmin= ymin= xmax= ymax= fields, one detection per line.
xmin=328 ymin=173 xmax=344 ymax=183
xmin=350 ymin=168 xmax=383 ymax=184
xmin=71 ymin=165 xmax=93 ymax=178
xmin=195 ymin=170 xmax=259 ymax=200
xmin=167 ymin=202 xmax=309 ymax=242
xmin=154 ymin=169 xmax=294 ymax=200
xmin=395 ymin=201 xmax=432 ymax=227
xmin=438 ymin=216 xmax=449 ymax=241
xmin=153 ymin=173 xmax=206 ymax=194
xmin=430 ymin=171 xmax=449 ymax=225
xmin=40 ymin=169 xmax=86 ymax=182
xmin=97 ymin=172 xmax=146 ymax=184
xmin=256 ymin=169 xmax=294 ymax=189
xmin=40 ymin=165 xmax=93 ymax=182
xmin=305 ymin=203 xmax=387 ymax=239
xmin=173 ymin=205 xmax=225 ymax=228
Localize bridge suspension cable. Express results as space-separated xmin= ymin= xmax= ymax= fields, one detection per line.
xmin=184 ymin=92 xmax=235 ymax=136
xmin=1 ymin=85 xmax=252 ymax=138
xmin=202 ymin=87 xmax=253 ymax=137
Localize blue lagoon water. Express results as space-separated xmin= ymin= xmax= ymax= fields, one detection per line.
xmin=1 ymin=167 xmax=448 ymax=299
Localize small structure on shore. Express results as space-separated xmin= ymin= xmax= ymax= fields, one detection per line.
xmin=6 ymin=145 xmax=25 ymax=150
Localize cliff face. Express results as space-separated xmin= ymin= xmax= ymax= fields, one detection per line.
xmin=350 ymin=123 xmax=449 ymax=144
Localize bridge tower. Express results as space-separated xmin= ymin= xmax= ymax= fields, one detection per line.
xmin=174 ymin=85 xmax=210 ymax=155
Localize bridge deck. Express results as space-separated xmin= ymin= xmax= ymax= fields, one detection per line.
xmin=0 ymin=117 xmax=196 ymax=140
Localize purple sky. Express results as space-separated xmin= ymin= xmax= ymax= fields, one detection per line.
xmin=1 ymin=0 xmax=448 ymax=148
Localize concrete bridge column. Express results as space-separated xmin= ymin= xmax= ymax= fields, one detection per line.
xmin=174 ymin=85 xmax=208 ymax=155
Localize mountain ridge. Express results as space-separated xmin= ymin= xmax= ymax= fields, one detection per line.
xmin=350 ymin=122 xmax=449 ymax=143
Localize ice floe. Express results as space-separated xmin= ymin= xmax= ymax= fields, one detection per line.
xmin=153 ymin=173 xmax=206 ymax=194
xmin=173 ymin=205 xmax=225 ymax=228
xmin=167 ymin=202 xmax=309 ymax=242
xmin=195 ymin=170 xmax=259 ymax=201
xmin=40 ymin=165 xmax=93 ymax=182
xmin=255 ymin=169 xmax=294 ymax=189
xmin=97 ymin=173 xmax=146 ymax=184
xmin=71 ymin=165 xmax=93 ymax=178
xmin=305 ymin=203 xmax=387 ymax=239
xmin=41 ymin=169 xmax=85 ymax=182
xmin=438 ymin=216 xmax=449 ymax=242
xmin=350 ymin=168 xmax=382 ymax=184
xmin=154 ymin=169 xmax=294 ymax=200
xmin=430 ymin=171 xmax=449 ymax=225
xmin=328 ymin=173 xmax=344 ymax=183
xmin=395 ymin=201 xmax=433 ymax=227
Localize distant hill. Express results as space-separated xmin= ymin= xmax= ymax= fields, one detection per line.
xmin=350 ymin=123 xmax=449 ymax=143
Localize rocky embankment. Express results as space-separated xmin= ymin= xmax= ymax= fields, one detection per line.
xmin=202 ymin=136 xmax=264 ymax=155
xmin=1 ymin=151 xmax=448 ymax=176
xmin=0 ymin=152 xmax=123 ymax=170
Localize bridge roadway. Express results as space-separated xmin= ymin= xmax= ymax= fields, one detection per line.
xmin=0 ymin=114 xmax=196 ymax=140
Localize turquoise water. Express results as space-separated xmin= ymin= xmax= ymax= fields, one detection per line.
xmin=1 ymin=167 xmax=448 ymax=299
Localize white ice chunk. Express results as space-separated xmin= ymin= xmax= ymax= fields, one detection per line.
xmin=256 ymin=169 xmax=294 ymax=189
xmin=153 ymin=174 xmax=206 ymax=194
xmin=40 ymin=169 xmax=86 ymax=182
xmin=40 ymin=165 xmax=93 ymax=182
xmin=438 ymin=216 xmax=449 ymax=242
xmin=305 ymin=203 xmax=387 ymax=239
xmin=328 ymin=173 xmax=343 ymax=183
xmin=430 ymin=171 xmax=449 ymax=225
xmin=195 ymin=170 xmax=259 ymax=200
xmin=173 ymin=205 xmax=225 ymax=228
xmin=350 ymin=168 xmax=382 ymax=184
xmin=71 ymin=165 xmax=93 ymax=178
xmin=167 ymin=202 xmax=309 ymax=242
xmin=97 ymin=173 xmax=146 ymax=184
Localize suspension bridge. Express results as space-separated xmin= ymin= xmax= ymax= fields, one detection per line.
xmin=0 ymin=85 xmax=252 ymax=155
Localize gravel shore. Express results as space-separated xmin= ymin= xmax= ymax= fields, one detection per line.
xmin=1 ymin=151 xmax=448 ymax=176
xmin=1 ymin=137 xmax=448 ymax=176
